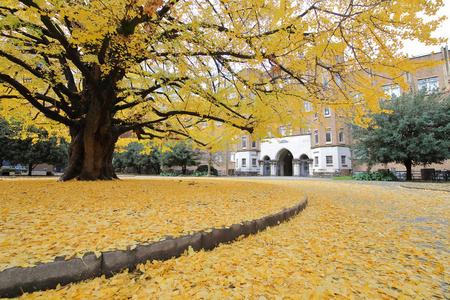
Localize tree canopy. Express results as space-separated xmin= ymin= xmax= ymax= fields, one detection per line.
xmin=158 ymin=141 xmax=199 ymax=174
xmin=0 ymin=117 xmax=69 ymax=175
xmin=351 ymin=90 xmax=450 ymax=180
xmin=113 ymin=141 xmax=161 ymax=174
xmin=0 ymin=0 xmax=446 ymax=180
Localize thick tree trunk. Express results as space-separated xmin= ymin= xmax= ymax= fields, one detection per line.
xmin=404 ymin=159 xmax=413 ymax=181
xmin=59 ymin=103 xmax=119 ymax=181
xmin=27 ymin=163 xmax=33 ymax=176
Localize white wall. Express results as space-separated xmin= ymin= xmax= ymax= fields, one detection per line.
xmin=311 ymin=146 xmax=352 ymax=173
xmin=235 ymin=151 xmax=259 ymax=173
xmin=260 ymin=135 xmax=311 ymax=160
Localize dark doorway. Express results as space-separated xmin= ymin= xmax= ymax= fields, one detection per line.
xmin=278 ymin=149 xmax=293 ymax=176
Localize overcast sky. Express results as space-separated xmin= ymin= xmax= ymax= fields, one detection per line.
xmin=401 ymin=2 xmax=450 ymax=56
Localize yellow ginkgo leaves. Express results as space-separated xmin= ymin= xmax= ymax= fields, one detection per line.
xmin=11 ymin=179 xmax=450 ymax=299
xmin=0 ymin=177 xmax=303 ymax=272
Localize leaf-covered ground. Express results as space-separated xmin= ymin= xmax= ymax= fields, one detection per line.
xmin=0 ymin=178 xmax=303 ymax=271
xmin=2 ymin=178 xmax=449 ymax=299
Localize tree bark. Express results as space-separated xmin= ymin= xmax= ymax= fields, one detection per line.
xmin=404 ymin=159 xmax=413 ymax=181
xmin=59 ymin=103 xmax=119 ymax=181
xmin=27 ymin=163 xmax=33 ymax=176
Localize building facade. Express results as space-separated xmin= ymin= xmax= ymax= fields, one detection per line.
xmin=230 ymin=46 xmax=450 ymax=177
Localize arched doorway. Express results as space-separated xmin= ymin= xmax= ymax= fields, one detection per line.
xmin=263 ymin=156 xmax=271 ymax=176
xmin=300 ymin=154 xmax=310 ymax=177
xmin=278 ymin=149 xmax=293 ymax=176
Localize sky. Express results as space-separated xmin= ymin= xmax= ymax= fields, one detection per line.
xmin=401 ymin=1 xmax=450 ymax=56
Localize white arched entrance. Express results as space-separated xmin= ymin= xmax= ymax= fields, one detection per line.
xmin=277 ymin=149 xmax=293 ymax=176
xmin=300 ymin=154 xmax=310 ymax=177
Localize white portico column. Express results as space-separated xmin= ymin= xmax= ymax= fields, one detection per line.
xmin=293 ymin=159 xmax=300 ymax=176
xmin=258 ymin=160 xmax=264 ymax=176
xmin=270 ymin=160 xmax=277 ymax=176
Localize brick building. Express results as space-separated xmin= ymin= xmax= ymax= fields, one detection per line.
xmin=231 ymin=46 xmax=450 ymax=177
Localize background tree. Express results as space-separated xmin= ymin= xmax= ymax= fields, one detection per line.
xmin=0 ymin=118 xmax=69 ymax=175
xmin=20 ymin=136 xmax=69 ymax=175
xmin=0 ymin=117 xmax=16 ymax=166
xmin=199 ymin=148 xmax=223 ymax=176
xmin=0 ymin=0 xmax=445 ymax=180
xmin=351 ymin=91 xmax=450 ymax=180
xmin=113 ymin=141 xmax=161 ymax=174
xmin=158 ymin=141 xmax=199 ymax=174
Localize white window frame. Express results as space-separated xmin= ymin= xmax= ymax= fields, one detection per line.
xmin=242 ymin=158 xmax=246 ymax=167
xmin=324 ymin=107 xmax=331 ymax=117
xmin=325 ymin=129 xmax=332 ymax=144
xmin=314 ymin=156 xmax=319 ymax=167
xmin=251 ymin=141 xmax=257 ymax=148
xmin=242 ymin=137 xmax=247 ymax=149
xmin=314 ymin=130 xmax=319 ymax=144
xmin=418 ymin=77 xmax=439 ymax=93
xmin=252 ymin=158 xmax=257 ymax=167
xmin=326 ymin=155 xmax=333 ymax=166
xmin=338 ymin=128 xmax=344 ymax=143
xmin=229 ymin=152 xmax=235 ymax=162
xmin=304 ymin=102 xmax=311 ymax=112
xmin=383 ymin=84 xmax=401 ymax=98
xmin=341 ymin=155 xmax=347 ymax=166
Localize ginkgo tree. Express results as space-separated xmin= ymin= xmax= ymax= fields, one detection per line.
xmin=0 ymin=0 xmax=446 ymax=181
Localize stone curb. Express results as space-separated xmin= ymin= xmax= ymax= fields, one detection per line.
xmin=0 ymin=197 xmax=307 ymax=298
xmin=400 ymin=185 xmax=450 ymax=192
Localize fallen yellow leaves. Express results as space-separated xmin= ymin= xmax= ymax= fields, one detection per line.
xmin=3 ymin=179 xmax=450 ymax=299
xmin=0 ymin=177 xmax=303 ymax=272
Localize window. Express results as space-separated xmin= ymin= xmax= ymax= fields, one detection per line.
xmin=251 ymin=141 xmax=257 ymax=148
xmin=242 ymin=158 xmax=246 ymax=167
xmin=302 ymin=123 xmax=311 ymax=134
xmin=314 ymin=156 xmax=319 ymax=167
xmin=325 ymin=129 xmax=332 ymax=143
xmin=314 ymin=130 xmax=319 ymax=144
xmin=324 ymin=107 xmax=331 ymax=117
xmin=418 ymin=77 xmax=439 ymax=92
xmin=229 ymin=152 xmax=235 ymax=162
xmin=322 ymin=74 xmax=329 ymax=87
xmin=242 ymin=137 xmax=247 ymax=149
xmin=339 ymin=128 xmax=344 ymax=143
xmin=278 ymin=126 xmax=286 ymax=136
xmin=252 ymin=158 xmax=257 ymax=167
xmin=304 ymin=102 xmax=311 ymax=112
xmin=383 ymin=84 xmax=400 ymax=98
xmin=326 ymin=156 xmax=333 ymax=165
xmin=341 ymin=155 xmax=346 ymax=166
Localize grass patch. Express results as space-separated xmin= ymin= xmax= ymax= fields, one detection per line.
xmin=332 ymin=176 xmax=354 ymax=180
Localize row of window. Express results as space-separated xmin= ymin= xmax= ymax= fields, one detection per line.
xmin=238 ymin=158 xmax=258 ymax=168
xmin=314 ymin=128 xmax=345 ymax=144
xmin=383 ymin=76 xmax=439 ymax=98
xmin=237 ymin=155 xmax=348 ymax=168
xmin=305 ymin=102 xmax=331 ymax=117
xmin=314 ymin=155 xmax=347 ymax=167
xmin=241 ymin=137 xmax=257 ymax=149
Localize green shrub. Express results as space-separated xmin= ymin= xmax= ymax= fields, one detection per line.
xmin=159 ymin=172 xmax=178 ymax=177
xmin=192 ymin=171 xmax=208 ymax=177
xmin=195 ymin=165 xmax=218 ymax=176
xmin=353 ymin=172 xmax=397 ymax=181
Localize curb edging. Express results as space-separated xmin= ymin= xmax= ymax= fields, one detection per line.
xmin=0 ymin=197 xmax=307 ymax=298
